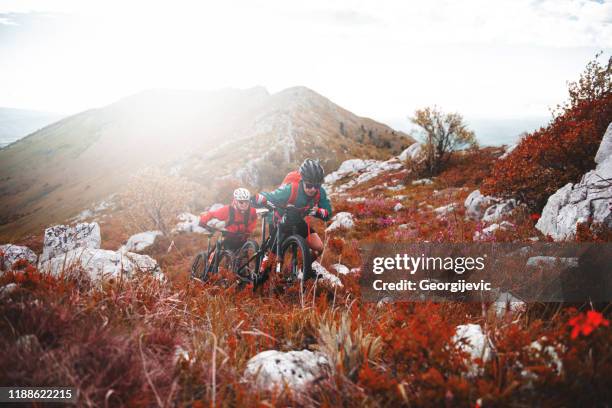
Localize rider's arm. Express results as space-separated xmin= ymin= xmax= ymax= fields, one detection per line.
xmin=247 ymin=208 xmax=258 ymax=233
xmin=316 ymin=187 xmax=333 ymax=221
xmin=199 ymin=205 xmax=229 ymax=226
xmin=250 ymin=193 xmax=268 ymax=207
xmin=260 ymin=184 xmax=292 ymax=206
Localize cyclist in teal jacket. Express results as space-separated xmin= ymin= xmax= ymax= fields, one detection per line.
xmin=253 ymin=159 xmax=332 ymax=261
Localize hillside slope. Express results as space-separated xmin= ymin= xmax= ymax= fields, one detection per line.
xmin=0 ymin=107 xmax=64 ymax=148
xmin=0 ymin=86 xmax=413 ymax=240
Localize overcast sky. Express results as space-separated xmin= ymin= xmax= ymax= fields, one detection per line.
xmin=1 ymin=0 xmax=611 ymax=134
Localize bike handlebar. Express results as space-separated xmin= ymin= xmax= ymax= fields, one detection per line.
xmin=202 ymin=224 xmax=249 ymax=237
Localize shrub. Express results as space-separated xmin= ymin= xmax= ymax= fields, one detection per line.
xmin=483 ymin=53 xmax=612 ymax=210
xmin=120 ymin=167 xmax=198 ymax=235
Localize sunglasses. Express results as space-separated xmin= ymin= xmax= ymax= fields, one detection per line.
xmin=303 ymin=182 xmax=321 ymax=190
xmin=236 ymin=200 xmax=250 ymax=205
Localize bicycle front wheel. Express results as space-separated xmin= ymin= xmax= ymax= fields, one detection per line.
xmin=280 ymin=234 xmax=312 ymax=284
xmin=234 ymin=240 xmax=261 ymax=283
xmin=191 ymin=251 xmax=209 ymax=281
xmin=215 ymin=250 xmax=234 ymax=274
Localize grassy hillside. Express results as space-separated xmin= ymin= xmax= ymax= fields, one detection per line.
xmin=0 ymin=87 xmax=413 ymax=241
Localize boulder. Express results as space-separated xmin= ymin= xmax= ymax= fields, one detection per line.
xmin=536 ymin=122 xmax=612 ymax=240
xmin=174 ymin=212 xmax=209 ymax=234
xmin=332 ymin=263 xmax=351 ymax=275
xmin=464 ymin=190 xmax=497 ymax=220
xmin=398 ymin=143 xmax=423 ymax=161
xmin=473 ymin=221 xmax=514 ymax=241
xmin=452 ymin=324 xmax=492 ymax=377
xmin=311 ymin=261 xmax=343 ymax=287
xmin=326 ymin=212 xmax=355 ymax=232
xmin=39 ymin=248 xmax=162 ymax=281
xmin=0 ymin=244 xmax=37 ymax=271
xmin=120 ymin=231 xmax=163 ymax=253
xmin=482 ymin=199 xmax=517 ymax=222
xmin=434 ymin=203 xmax=456 ymax=218
xmin=490 ymin=291 xmax=526 ymax=317
xmin=40 ymin=222 xmax=101 ymax=263
xmin=244 ymin=349 xmax=329 ymax=391
xmin=324 ymin=158 xmax=402 ymax=193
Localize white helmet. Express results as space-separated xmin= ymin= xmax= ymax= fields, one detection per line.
xmin=233 ymin=188 xmax=251 ymax=201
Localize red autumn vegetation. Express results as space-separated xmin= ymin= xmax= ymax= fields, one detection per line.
xmin=482 ymin=53 xmax=612 ymax=211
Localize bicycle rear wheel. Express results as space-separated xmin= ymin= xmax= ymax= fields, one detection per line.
xmin=280 ymin=234 xmax=312 ymax=284
xmin=234 ymin=240 xmax=261 ymax=283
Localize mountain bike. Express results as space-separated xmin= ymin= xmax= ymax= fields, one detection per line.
xmin=190 ymin=226 xmax=259 ymax=283
xmin=233 ymin=203 xmax=314 ymax=289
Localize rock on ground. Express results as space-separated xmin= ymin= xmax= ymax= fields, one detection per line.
xmin=452 ymin=324 xmax=492 ymax=377
xmin=244 ymin=349 xmax=329 ymax=391
xmin=464 ymin=190 xmax=498 ymax=220
xmin=311 ymin=261 xmax=343 ymax=287
xmin=482 ymin=199 xmax=517 ymax=222
xmin=40 ymin=222 xmax=101 ymax=263
xmin=174 ymin=212 xmax=209 ymax=234
xmin=326 ymin=212 xmax=355 ymax=232
xmin=473 ymin=221 xmax=514 ymax=241
xmin=490 ymin=291 xmax=526 ymax=317
xmin=398 ymin=142 xmax=423 ymax=162
xmin=332 ymin=263 xmax=350 ymax=275
xmin=536 ymin=122 xmax=612 ymax=240
xmin=0 ymin=244 xmax=37 ymax=271
xmin=39 ymin=248 xmax=162 ymax=282
xmin=120 ymin=231 xmax=163 ymax=253
xmin=412 ymin=178 xmax=433 ymax=185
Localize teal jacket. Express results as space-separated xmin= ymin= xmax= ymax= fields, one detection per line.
xmin=261 ymin=182 xmax=333 ymax=222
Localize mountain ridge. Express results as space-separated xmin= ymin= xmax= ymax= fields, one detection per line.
xmin=0 ymin=86 xmax=413 ymax=240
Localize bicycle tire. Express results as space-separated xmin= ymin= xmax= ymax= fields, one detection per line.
xmin=191 ymin=251 xmax=209 ymax=281
xmin=215 ymin=250 xmax=234 ymax=274
xmin=280 ymin=234 xmax=313 ymax=283
xmin=234 ymin=240 xmax=261 ymax=283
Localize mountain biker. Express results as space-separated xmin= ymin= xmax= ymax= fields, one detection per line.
xmin=252 ymin=158 xmax=332 ymax=265
xmin=198 ymin=188 xmax=258 ymax=253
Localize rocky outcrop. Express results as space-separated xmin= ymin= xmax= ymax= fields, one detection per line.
xmin=0 ymin=244 xmax=37 ymax=271
xmin=311 ymin=262 xmax=343 ymax=287
xmin=39 ymin=247 xmax=162 ymax=281
xmin=40 ymin=222 xmax=101 ymax=263
xmin=244 ymin=349 xmax=329 ymax=391
xmin=464 ymin=190 xmax=517 ymax=222
xmin=398 ymin=142 xmax=423 ymax=162
xmin=38 ymin=221 xmax=162 ymax=282
xmin=324 ymin=158 xmax=403 ymax=193
xmin=120 ymin=231 xmax=163 ymax=253
xmin=326 ymin=212 xmax=355 ymax=232
xmin=536 ymin=122 xmax=612 ymax=240
xmin=452 ymin=324 xmax=492 ymax=377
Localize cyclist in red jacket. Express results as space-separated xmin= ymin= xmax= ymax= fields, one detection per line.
xmin=198 ymin=188 xmax=258 ymax=252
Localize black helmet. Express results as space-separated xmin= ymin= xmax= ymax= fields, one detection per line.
xmin=299 ymin=158 xmax=324 ymax=184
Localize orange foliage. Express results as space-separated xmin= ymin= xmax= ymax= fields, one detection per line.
xmin=483 ymin=54 xmax=612 ymax=211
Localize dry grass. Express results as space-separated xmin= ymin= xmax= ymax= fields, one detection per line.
xmin=1 ymin=146 xmax=611 ymax=406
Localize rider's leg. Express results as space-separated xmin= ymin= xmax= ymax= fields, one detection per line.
xmin=306 ymin=232 xmax=324 ymax=261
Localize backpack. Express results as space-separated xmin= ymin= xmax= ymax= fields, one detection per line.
xmin=228 ymin=205 xmax=250 ymax=231
xmin=281 ymin=171 xmax=320 ymax=206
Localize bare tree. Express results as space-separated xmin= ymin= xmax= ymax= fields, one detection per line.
xmin=411 ymin=106 xmax=477 ymax=175
xmin=120 ymin=167 xmax=198 ymax=235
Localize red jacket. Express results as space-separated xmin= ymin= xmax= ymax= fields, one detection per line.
xmin=199 ymin=205 xmax=257 ymax=234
